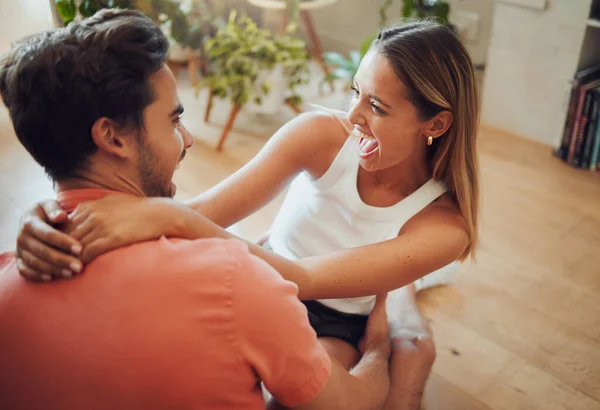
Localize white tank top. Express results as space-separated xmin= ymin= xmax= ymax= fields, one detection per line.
xmin=268 ymin=113 xmax=449 ymax=315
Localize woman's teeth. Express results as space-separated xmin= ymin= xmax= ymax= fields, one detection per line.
xmin=353 ymin=129 xmax=371 ymax=141
xmin=354 ymin=129 xmax=379 ymax=156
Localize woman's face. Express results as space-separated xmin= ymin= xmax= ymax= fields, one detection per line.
xmin=348 ymin=50 xmax=430 ymax=173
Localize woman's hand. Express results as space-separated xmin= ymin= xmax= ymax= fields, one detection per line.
xmin=16 ymin=195 xmax=177 ymax=281
xmin=66 ymin=195 xmax=172 ymax=263
xmin=16 ymin=201 xmax=83 ymax=281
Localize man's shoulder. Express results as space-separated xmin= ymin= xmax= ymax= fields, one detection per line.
xmin=0 ymin=251 xmax=15 ymax=271
xmin=93 ymin=237 xmax=256 ymax=278
xmin=0 ymin=252 xmax=17 ymax=286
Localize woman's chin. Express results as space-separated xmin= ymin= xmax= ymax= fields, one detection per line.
xmin=359 ymin=157 xmax=379 ymax=172
xmin=357 ymin=148 xmax=382 ymax=170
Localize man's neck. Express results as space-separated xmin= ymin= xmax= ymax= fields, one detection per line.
xmin=55 ymin=161 xmax=145 ymax=198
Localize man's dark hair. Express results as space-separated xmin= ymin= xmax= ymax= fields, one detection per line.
xmin=0 ymin=9 xmax=169 ymax=180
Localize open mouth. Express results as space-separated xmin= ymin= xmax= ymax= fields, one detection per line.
xmin=353 ymin=129 xmax=379 ymax=158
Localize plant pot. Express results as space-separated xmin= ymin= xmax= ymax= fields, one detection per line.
xmin=246 ymin=65 xmax=287 ymax=114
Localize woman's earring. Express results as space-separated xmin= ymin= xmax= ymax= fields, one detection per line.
xmin=427 ymin=136 xmax=433 ymax=146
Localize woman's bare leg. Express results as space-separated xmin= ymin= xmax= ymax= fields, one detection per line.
xmin=318 ymin=337 xmax=361 ymax=370
xmin=383 ymin=284 xmax=437 ymax=410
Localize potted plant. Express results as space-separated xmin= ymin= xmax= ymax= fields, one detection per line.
xmin=322 ymin=35 xmax=373 ymax=92
xmin=322 ymin=0 xmax=451 ymax=94
xmin=380 ymin=0 xmax=452 ymax=30
xmin=53 ymin=0 xmax=217 ymax=59
xmin=201 ymin=11 xmax=309 ymax=114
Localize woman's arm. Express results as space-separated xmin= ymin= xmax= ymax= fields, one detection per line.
xmin=296 ymin=201 xmax=469 ymax=298
xmin=184 ymin=111 xmax=346 ymax=228
xmin=166 ymin=197 xmax=469 ymax=300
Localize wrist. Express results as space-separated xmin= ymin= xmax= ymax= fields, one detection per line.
xmin=146 ymin=198 xmax=187 ymax=238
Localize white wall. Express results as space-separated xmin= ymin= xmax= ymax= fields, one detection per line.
xmin=449 ymin=0 xmax=495 ymax=66
xmin=481 ymin=0 xmax=592 ymax=145
xmin=259 ymin=0 xmax=495 ymax=66
xmin=0 ymin=0 xmax=53 ymax=54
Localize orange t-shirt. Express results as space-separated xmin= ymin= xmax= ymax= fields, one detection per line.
xmin=0 ymin=189 xmax=331 ymax=410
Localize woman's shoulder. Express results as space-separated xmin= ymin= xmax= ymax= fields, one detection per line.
xmin=421 ymin=193 xmax=467 ymax=232
xmin=292 ymin=108 xmax=352 ymax=139
xmin=284 ymin=108 xmax=352 ymax=177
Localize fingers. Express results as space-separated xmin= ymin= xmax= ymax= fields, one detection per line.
xmin=22 ymin=216 xmax=82 ymax=256
xmin=69 ymin=218 xmax=96 ymax=242
xmin=80 ymin=238 xmax=116 ymax=264
xmin=16 ymin=258 xmax=52 ymax=282
xmin=19 ymin=249 xmax=74 ymax=279
xmin=17 ymin=234 xmax=82 ymax=277
xmin=40 ymin=200 xmax=68 ymax=224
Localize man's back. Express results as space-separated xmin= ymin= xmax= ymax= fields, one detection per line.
xmin=0 ymin=218 xmax=330 ymax=409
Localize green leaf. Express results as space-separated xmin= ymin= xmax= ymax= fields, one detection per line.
xmin=203 ymin=10 xmax=309 ymax=106
xmin=331 ymin=67 xmax=353 ymax=79
xmin=286 ymin=95 xmax=302 ymax=106
xmin=349 ymin=50 xmax=361 ymax=67
xmin=322 ymin=72 xmax=341 ymax=83
xmin=431 ymin=2 xmax=450 ymax=24
xmin=378 ymin=0 xmax=393 ymax=27
xmin=55 ymin=0 xmax=76 ymax=24
xmin=402 ymin=0 xmax=414 ymax=19
xmin=360 ymin=34 xmax=375 ymax=57
xmin=186 ymin=25 xmax=204 ymax=50
xmin=322 ymin=52 xmax=353 ymax=70
xmin=79 ymin=0 xmax=101 ymax=18
xmin=170 ymin=10 xmax=189 ymax=45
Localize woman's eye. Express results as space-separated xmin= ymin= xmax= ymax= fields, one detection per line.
xmin=371 ymin=104 xmax=385 ymax=115
xmin=351 ymin=86 xmax=359 ymax=95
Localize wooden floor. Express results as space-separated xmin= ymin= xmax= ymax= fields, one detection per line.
xmin=2 ymin=54 xmax=600 ymax=410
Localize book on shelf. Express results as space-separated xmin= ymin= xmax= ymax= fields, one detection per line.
xmin=556 ymin=64 xmax=600 ymax=171
xmin=582 ymin=88 xmax=600 ymax=168
xmin=590 ymin=103 xmax=600 ymax=170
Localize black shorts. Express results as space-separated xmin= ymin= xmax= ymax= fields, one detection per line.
xmin=302 ymin=300 xmax=368 ymax=350
xmin=261 ymin=240 xmax=368 ymax=350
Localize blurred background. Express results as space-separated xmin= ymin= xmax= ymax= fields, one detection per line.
xmin=0 ymin=1 xmax=599 ymax=409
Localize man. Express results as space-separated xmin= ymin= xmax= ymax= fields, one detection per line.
xmin=0 ymin=8 xmax=438 ymax=410
xmin=0 ymin=8 xmax=395 ymax=410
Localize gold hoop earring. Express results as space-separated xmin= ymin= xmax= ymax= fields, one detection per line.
xmin=427 ymin=136 xmax=433 ymax=146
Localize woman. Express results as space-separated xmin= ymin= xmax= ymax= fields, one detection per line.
xmin=16 ymin=20 xmax=479 ymax=407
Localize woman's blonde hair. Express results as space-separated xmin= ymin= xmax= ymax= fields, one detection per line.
xmin=373 ymin=21 xmax=480 ymax=259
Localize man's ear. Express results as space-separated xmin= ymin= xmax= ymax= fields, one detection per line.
xmin=425 ymin=110 xmax=453 ymax=140
xmin=91 ymin=118 xmax=133 ymax=159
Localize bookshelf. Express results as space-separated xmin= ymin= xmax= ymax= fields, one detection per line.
xmin=555 ymin=1 xmax=600 ymax=171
